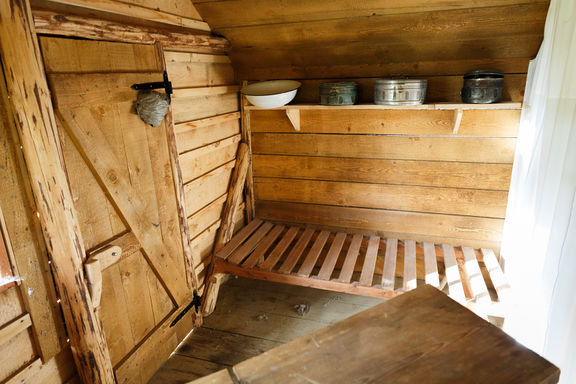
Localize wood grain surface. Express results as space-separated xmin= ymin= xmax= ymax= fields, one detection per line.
xmin=194 ymin=285 xmax=559 ymax=384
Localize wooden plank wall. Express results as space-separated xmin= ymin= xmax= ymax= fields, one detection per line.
xmin=193 ymin=0 xmax=549 ymax=86
xmin=190 ymin=1 xmax=541 ymax=251
xmin=167 ymin=50 xmax=244 ymax=294
xmin=252 ymin=108 xmax=519 ymax=251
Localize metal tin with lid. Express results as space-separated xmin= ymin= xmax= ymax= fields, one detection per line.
xmin=319 ymin=82 xmax=358 ymax=106
xmin=461 ymin=70 xmax=504 ymax=104
xmin=374 ymin=79 xmax=427 ymax=105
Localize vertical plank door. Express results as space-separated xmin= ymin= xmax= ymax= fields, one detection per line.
xmin=40 ymin=37 xmax=200 ymax=384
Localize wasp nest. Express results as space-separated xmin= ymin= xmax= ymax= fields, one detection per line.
xmin=134 ymin=90 xmax=169 ymax=127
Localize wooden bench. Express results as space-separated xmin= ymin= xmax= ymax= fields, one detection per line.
xmin=211 ymin=219 xmax=511 ymax=314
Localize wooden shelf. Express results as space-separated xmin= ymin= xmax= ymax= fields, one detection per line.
xmin=244 ymin=102 xmax=522 ymax=133
xmin=244 ymin=102 xmax=522 ymax=111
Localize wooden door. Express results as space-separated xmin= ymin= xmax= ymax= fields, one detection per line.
xmin=40 ymin=37 xmax=199 ymax=383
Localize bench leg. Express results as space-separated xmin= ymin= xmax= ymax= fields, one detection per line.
xmin=201 ymin=272 xmax=226 ymax=316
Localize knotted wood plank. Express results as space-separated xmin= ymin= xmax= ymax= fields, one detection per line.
xmin=0 ymin=0 xmax=115 ymax=380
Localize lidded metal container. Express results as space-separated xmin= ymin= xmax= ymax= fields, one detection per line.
xmin=461 ymin=70 xmax=504 ymax=104
xmin=319 ymin=82 xmax=358 ymax=106
xmin=374 ymin=79 xmax=427 ymax=105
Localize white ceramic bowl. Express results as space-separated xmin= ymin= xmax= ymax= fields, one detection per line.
xmin=241 ymin=80 xmax=301 ymax=108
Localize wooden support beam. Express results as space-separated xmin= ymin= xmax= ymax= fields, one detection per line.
xmin=214 ymin=259 xmax=399 ymax=299
xmin=32 ymin=9 xmax=230 ymax=54
xmin=214 ymin=143 xmax=251 ymax=251
xmin=453 ymin=108 xmax=463 ymax=134
xmin=160 ymin=42 xmax=202 ymax=306
xmin=241 ymin=81 xmax=256 ymax=221
xmin=285 ymin=108 xmax=301 ymax=131
xmin=0 ymin=0 xmax=115 ymax=382
xmin=35 ymin=0 xmax=211 ymax=31
xmin=202 ymin=143 xmax=250 ymax=316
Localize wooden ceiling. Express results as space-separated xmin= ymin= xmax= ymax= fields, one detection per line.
xmin=192 ymin=0 xmax=550 ymax=81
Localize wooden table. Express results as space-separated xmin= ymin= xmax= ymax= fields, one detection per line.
xmin=189 ymin=285 xmax=559 ymax=384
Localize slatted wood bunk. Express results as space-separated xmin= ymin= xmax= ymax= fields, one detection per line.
xmin=211 ymin=218 xmax=510 ymax=310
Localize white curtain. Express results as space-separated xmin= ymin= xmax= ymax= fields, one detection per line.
xmin=500 ymin=0 xmax=576 ymax=381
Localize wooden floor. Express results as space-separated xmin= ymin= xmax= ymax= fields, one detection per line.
xmin=148 ymin=277 xmax=384 ymax=383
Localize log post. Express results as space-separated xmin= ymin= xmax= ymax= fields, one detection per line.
xmin=202 ymin=143 xmax=250 ymax=316
xmin=240 ymin=81 xmax=256 ymax=221
xmin=0 ymin=1 xmax=115 ymax=383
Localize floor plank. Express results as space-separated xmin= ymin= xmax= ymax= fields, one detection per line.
xmin=176 ymin=328 xmax=281 ymax=366
xmin=147 ymin=355 xmax=227 ymax=384
xmin=149 ymin=277 xmax=385 ymax=382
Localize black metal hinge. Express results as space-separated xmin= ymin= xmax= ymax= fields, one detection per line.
xmin=131 ymin=70 xmax=173 ymax=104
xmin=170 ymin=290 xmax=201 ymax=328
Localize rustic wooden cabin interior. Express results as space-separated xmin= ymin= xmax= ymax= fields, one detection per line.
xmin=1 ymin=0 xmax=574 ymax=383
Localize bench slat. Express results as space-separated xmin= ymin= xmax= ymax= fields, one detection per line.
xmin=423 ymin=242 xmax=440 ymax=287
xmin=403 ymin=240 xmax=417 ymax=291
xmin=359 ymin=236 xmax=380 ymax=287
xmin=442 ymin=244 xmax=466 ymax=303
xmin=382 ymin=238 xmax=398 ymax=291
xmin=297 ymin=230 xmax=330 ymax=277
xmin=228 ymin=222 xmax=274 ymax=265
xmin=242 ymin=225 xmax=285 ymax=268
xmin=216 ymin=219 xmax=262 ymax=260
xmin=318 ymin=232 xmax=347 ymax=281
xmin=259 ymin=226 xmax=299 ymax=271
xmin=278 ymin=227 xmax=315 ymax=274
xmin=338 ymin=234 xmax=363 ymax=283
